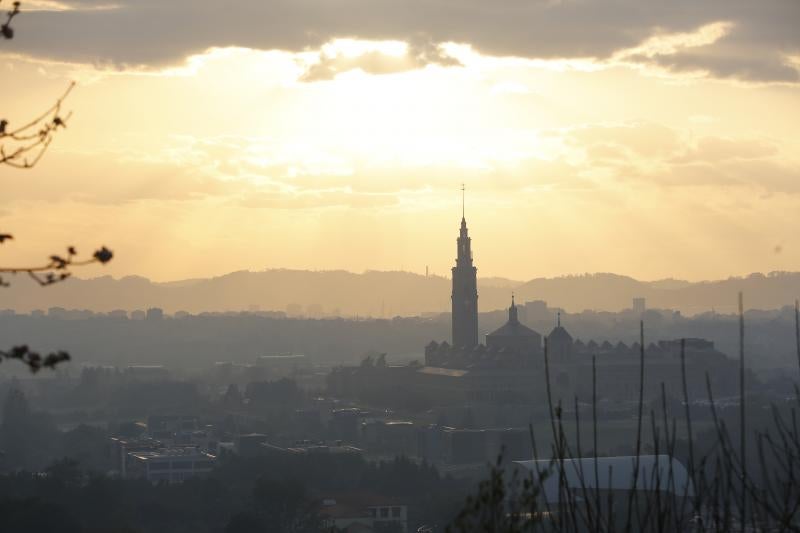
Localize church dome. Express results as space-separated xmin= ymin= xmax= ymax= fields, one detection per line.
xmin=488 ymin=321 xmax=541 ymax=338
xmin=487 ymin=295 xmax=541 ymax=339
xmin=548 ymin=326 xmax=573 ymax=343
xmin=547 ymin=313 xmax=573 ymax=343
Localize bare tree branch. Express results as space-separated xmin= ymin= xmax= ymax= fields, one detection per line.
xmin=1 ymin=2 xmax=73 ymax=169
xmin=0 ymin=2 xmax=112 ymax=289
xmin=0 ymin=2 xmax=112 ymax=373
xmin=0 ymin=241 xmax=113 ymax=287
xmin=0 ymin=82 xmax=74 ymax=169
xmin=1 ymin=1 xmax=20 ymax=40
xmin=0 ymin=345 xmax=70 ymax=373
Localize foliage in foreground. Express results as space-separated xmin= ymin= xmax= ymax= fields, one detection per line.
xmin=449 ymin=298 xmax=800 ymax=532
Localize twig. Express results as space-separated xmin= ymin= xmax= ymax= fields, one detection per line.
xmin=1 ymin=1 xmax=20 ymax=40
xmin=0 ymin=244 xmax=113 ymax=287
xmin=0 ymin=82 xmax=75 ymax=169
xmin=0 ymin=344 xmax=70 ymax=372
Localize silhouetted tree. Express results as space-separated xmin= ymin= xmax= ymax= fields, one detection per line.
xmin=246 ymin=379 xmax=303 ymax=408
xmin=448 ymin=453 xmax=540 ymax=533
xmin=225 ymin=511 xmax=265 ymax=533
xmin=44 ymin=458 xmax=82 ymax=489
xmin=0 ymin=498 xmax=81 ymax=533
xmin=222 ymin=383 xmax=244 ymax=409
xmin=0 ymin=388 xmax=58 ymax=469
xmin=59 ymin=425 xmax=111 ymax=472
xmin=252 ymin=477 xmax=319 ymax=533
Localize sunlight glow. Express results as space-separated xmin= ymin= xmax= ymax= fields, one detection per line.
xmin=320 ymin=39 xmax=409 ymax=58
xmin=614 ymin=21 xmax=734 ymax=60
xmin=3 ymin=33 xmax=799 ymax=281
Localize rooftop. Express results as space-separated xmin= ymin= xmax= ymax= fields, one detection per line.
xmin=487 ymin=295 xmax=541 ymax=339
xmin=487 ymin=320 xmax=541 ymax=338
xmin=515 ymin=455 xmax=693 ymax=502
xmin=258 ymin=353 xmax=306 ymax=359
xmin=417 ymin=366 xmax=468 ymax=378
xmin=548 ymin=325 xmax=573 ymax=342
xmin=129 ymin=448 xmax=216 ymax=461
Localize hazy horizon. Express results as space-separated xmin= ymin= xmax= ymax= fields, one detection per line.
xmin=3 ymin=268 xmax=799 ymax=317
xmin=60 ymin=266 xmax=800 ymax=286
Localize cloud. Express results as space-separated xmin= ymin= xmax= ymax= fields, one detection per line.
xmin=5 ymin=121 xmax=797 ymax=220
xmin=0 ymin=149 xmax=239 ymax=205
xmin=561 ymin=123 xmax=800 ymax=192
xmin=674 ymin=137 xmax=778 ymax=164
xmin=615 ymin=21 xmax=800 ymax=83
xmin=3 ymin=0 xmax=798 ymax=83
xmin=236 ymin=188 xmax=399 ymax=209
xmin=185 ymin=126 xmax=800 ymax=198
xmin=567 ymin=123 xmax=682 ymax=159
xmin=300 ymin=37 xmax=460 ymax=81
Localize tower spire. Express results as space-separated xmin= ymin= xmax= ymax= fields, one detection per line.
xmin=557 ymin=311 xmax=561 ymax=327
xmin=508 ymin=292 xmax=518 ymax=323
xmin=461 ymin=183 xmax=465 ymax=219
xmin=451 ymin=187 xmax=478 ymax=348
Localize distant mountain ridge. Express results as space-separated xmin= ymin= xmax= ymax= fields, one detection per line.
xmin=1 ymin=269 xmax=798 ymax=316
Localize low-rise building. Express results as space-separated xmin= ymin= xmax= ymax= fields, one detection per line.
xmin=263 ymin=439 xmax=363 ymax=456
xmin=108 ymin=436 xmax=163 ymax=478
xmin=236 ymin=433 xmax=268 ymax=456
xmin=319 ymin=494 xmax=408 ymax=533
xmin=256 ymin=353 xmax=310 ymax=378
xmin=361 ymin=420 xmax=416 ymax=457
xmin=126 ymin=448 xmax=216 ymax=483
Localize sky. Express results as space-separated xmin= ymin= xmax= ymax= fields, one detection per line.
xmin=1 ymin=0 xmax=799 ymax=283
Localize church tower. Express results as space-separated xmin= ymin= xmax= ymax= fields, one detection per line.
xmin=451 ymin=187 xmax=479 ymax=348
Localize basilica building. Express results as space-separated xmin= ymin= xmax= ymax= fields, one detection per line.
xmin=426 ymin=212 xmax=564 ymax=369
xmin=329 ymin=209 xmax=740 ymax=412
xmin=416 ymin=210 xmax=737 ymax=405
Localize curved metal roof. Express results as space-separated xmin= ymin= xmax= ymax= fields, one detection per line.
xmin=514 ymin=455 xmax=694 ymax=502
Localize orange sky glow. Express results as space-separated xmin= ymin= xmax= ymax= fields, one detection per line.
xmin=2 ymin=1 xmax=799 ymax=282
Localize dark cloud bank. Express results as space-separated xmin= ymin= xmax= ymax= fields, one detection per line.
xmin=6 ymin=0 xmax=799 ymax=83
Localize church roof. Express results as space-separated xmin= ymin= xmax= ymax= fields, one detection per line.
xmin=487 ymin=295 xmax=541 ymax=338
xmin=548 ymin=326 xmax=573 ymax=342
xmin=488 ymin=320 xmax=540 ymax=338
xmin=547 ymin=312 xmax=573 ymax=342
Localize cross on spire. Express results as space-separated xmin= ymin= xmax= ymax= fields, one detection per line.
xmin=508 ymin=292 xmax=519 ymax=323
xmin=461 ymin=183 xmax=465 ymax=219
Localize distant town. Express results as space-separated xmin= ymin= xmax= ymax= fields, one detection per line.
xmin=1 ymin=212 xmax=798 ymax=531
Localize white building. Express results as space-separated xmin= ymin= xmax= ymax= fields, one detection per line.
xmin=126 ymin=448 xmax=216 ymax=483
xmin=514 ymin=454 xmax=693 ymax=503
xmin=319 ymin=494 xmax=408 ymax=533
